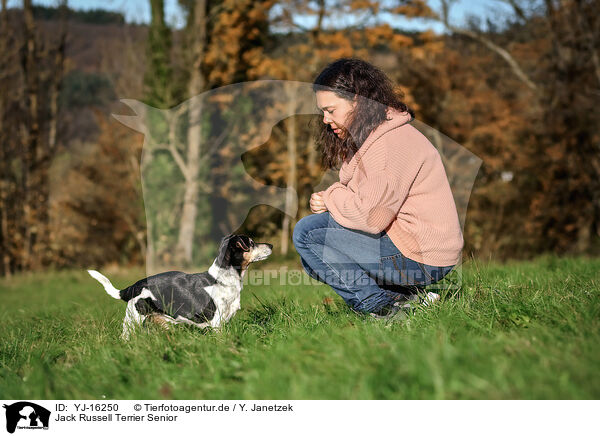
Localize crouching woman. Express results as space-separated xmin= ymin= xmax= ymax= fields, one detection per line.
xmin=292 ymin=58 xmax=463 ymax=317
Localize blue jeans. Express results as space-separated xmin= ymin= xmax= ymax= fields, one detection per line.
xmin=292 ymin=212 xmax=455 ymax=313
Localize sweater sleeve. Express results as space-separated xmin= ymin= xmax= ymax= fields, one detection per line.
xmin=322 ymin=154 xmax=422 ymax=234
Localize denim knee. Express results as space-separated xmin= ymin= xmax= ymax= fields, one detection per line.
xmin=292 ymin=213 xmax=324 ymax=249
xmin=292 ymin=216 xmax=309 ymax=249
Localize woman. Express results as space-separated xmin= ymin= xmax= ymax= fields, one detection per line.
xmin=292 ymin=58 xmax=463 ymax=318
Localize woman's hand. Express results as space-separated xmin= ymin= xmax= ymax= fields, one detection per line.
xmin=310 ymin=191 xmax=327 ymax=214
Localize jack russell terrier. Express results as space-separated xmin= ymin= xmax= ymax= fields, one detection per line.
xmin=88 ymin=234 xmax=272 ymax=339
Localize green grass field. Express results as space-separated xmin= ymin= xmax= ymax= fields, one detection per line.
xmin=1 ymin=255 xmax=599 ymax=399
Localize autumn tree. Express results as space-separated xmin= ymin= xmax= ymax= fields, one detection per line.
xmin=392 ymin=0 xmax=600 ymax=258
xmin=0 ymin=0 xmax=68 ymax=276
xmin=55 ymin=112 xmax=146 ymax=268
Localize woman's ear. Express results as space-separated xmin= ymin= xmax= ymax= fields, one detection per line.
xmin=236 ymin=240 xmax=249 ymax=251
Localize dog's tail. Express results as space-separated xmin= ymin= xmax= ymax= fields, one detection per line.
xmin=87 ymin=270 xmax=122 ymax=299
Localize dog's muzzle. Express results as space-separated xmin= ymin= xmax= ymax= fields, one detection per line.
xmin=250 ymin=243 xmax=273 ymax=262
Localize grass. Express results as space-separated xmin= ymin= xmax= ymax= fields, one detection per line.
xmin=0 ymin=255 xmax=599 ymax=399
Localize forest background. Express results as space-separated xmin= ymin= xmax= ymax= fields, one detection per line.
xmin=1 ymin=0 xmax=599 ymax=276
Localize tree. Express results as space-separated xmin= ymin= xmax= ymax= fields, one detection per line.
xmin=408 ymin=0 xmax=600 ymax=258
xmin=0 ymin=0 xmax=68 ymax=275
xmin=144 ymin=0 xmax=174 ymax=108
xmin=55 ymin=112 xmax=146 ymax=268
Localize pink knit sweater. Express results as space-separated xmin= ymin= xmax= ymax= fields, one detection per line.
xmin=322 ymin=109 xmax=463 ymax=267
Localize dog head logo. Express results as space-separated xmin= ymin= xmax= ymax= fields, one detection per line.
xmin=112 ymin=80 xmax=480 ymax=272
xmin=3 ymin=402 xmax=50 ymax=434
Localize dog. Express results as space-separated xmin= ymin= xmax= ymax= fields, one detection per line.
xmin=88 ymin=234 xmax=272 ymax=339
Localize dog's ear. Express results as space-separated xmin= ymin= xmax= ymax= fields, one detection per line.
xmin=236 ymin=239 xmax=250 ymax=251
xmin=215 ymin=234 xmax=235 ymax=267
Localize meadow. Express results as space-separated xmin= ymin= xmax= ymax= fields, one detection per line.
xmin=0 ymin=255 xmax=598 ymax=400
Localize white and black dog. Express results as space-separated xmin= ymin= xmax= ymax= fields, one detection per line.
xmin=88 ymin=235 xmax=272 ymax=339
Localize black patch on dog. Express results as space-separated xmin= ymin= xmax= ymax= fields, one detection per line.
xmin=122 ymin=271 xmax=218 ymax=322
xmin=114 ymin=234 xmax=271 ymax=326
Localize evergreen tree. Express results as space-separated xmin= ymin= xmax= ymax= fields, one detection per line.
xmin=144 ymin=0 xmax=173 ymax=108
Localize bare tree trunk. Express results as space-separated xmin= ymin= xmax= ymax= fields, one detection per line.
xmin=306 ymin=135 xmax=317 ymax=178
xmin=0 ymin=196 xmax=10 ymax=277
xmin=575 ymin=219 xmax=592 ymax=253
xmin=0 ymin=0 xmax=9 ymax=276
xmin=572 ymin=0 xmax=600 ymax=88
xmin=123 ymin=155 xmax=147 ymax=266
xmin=22 ymin=0 xmax=40 ymax=270
xmin=176 ymin=0 xmax=207 ymax=265
xmin=0 ymin=145 xmax=8 ymax=276
xmin=572 ymin=0 xmax=600 ymax=249
xmin=137 ymin=117 xmax=158 ymax=272
xmin=543 ymin=0 xmax=569 ymax=71
xmin=177 ymin=173 xmax=200 ymax=264
xmin=48 ymin=0 xmax=67 ymax=152
xmin=145 ymin=212 xmax=155 ymax=273
xmin=281 ymin=85 xmax=298 ymax=255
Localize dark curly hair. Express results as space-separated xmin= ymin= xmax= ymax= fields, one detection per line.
xmin=312 ymin=58 xmax=414 ymax=170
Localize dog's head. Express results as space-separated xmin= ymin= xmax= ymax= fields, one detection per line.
xmin=214 ymin=234 xmax=273 ymax=275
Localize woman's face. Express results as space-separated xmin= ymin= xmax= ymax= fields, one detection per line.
xmin=315 ymin=91 xmax=357 ymax=138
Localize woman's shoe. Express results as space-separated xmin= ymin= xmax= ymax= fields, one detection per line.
xmin=370 ymin=292 xmax=440 ymax=320
xmin=423 ymin=292 xmax=440 ymax=306
xmin=369 ymin=296 xmax=414 ymax=320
